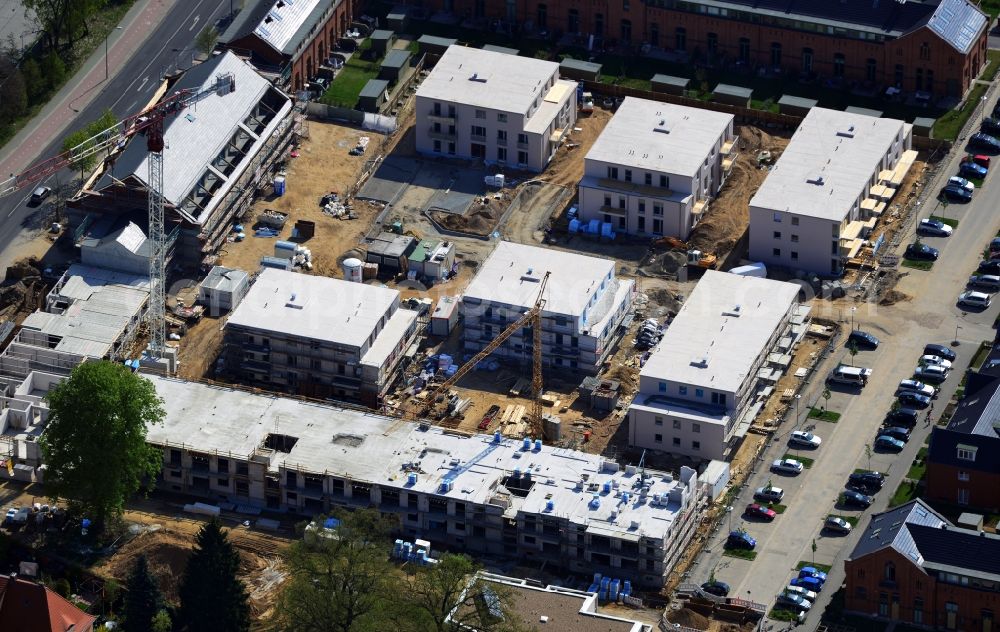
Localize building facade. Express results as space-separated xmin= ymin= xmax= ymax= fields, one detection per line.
xmin=578 ymin=97 xmax=735 ymax=239
xmin=219 ymin=0 xmax=354 ymax=91
xmin=223 ymin=268 xmax=418 ymax=405
xmin=629 ymin=271 xmax=807 ymax=461
xmin=749 ymin=107 xmax=913 ymax=276
xmin=414 ymin=46 xmax=577 ymax=172
xmin=845 ymin=500 xmax=1000 ymax=631
xmin=411 ymin=0 xmax=987 ymax=99
xmin=461 ymin=242 xmax=634 ymax=375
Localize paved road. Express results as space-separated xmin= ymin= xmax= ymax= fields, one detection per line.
xmin=0 ymin=0 xmax=231 ymax=269
xmin=688 ymin=125 xmax=1000 ymax=623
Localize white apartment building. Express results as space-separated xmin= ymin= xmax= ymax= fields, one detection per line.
xmin=461 ymin=242 xmax=634 ymax=375
xmin=629 ymin=271 xmax=808 ymax=461
xmin=223 ymin=268 xmax=418 ymax=405
xmin=749 ymin=107 xmax=914 ymax=276
xmin=414 ymin=46 xmax=577 ymax=172
xmin=140 ymin=375 xmax=704 ymax=588
xmin=578 ymin=97 xmax=735 ymax=239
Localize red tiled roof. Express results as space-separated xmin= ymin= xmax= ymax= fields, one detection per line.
xmin=0 ymin=574 xmax=97 ymax=632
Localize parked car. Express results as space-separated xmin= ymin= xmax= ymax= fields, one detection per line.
xmin=841 ymin=490 xmax=874 ymax=508
xmin=726 ymin=531 xmax=756 ymax=550
xmin=920 ymin=354 xmax=954 ymax=369
xmin=905 ymin=243 xmax=939 ymax=261
xmin=917 ymin=218 xmax=954 ymax=237
xmin=776 ymin=593 xmax=812 ymax=611
xmin=784 ymin=585 xmax=818 ymax=602
xmin=979 ymin=259 xmax=1000 ymax=274
xmin=959 ymin=161 xmax=988 ymax=179
xmin=745 ymin=503 xmax=777 ymax=521
xmin=828 ymin=365 xmax=872 ymax=387
xmin=847 ymin=330 xmax=880 ymax=350
xmin=969 ymin=275 xmax=1000 ymax=292
xmin=940 ymin=184 xmax=973 ymax=203
xmin=970 ymin=132 xmax=1000 ymax=153
xmin=983 ymin=118 xmax=1000 ymax=135
xmin=875 ymin=435 xmax=906 ymax=452
xmin=848 ymin=471 xmax=885 ymax=492
xmin=881 ymin=426 xmax=912 ymax=442
xmin=701 ymin=581 xmax=730 ymax=597
xmin=897 ymin=379 xmax=937 ymax=398
xmin=771 ymin=458 xmax=805 ymax=475
xmin=791 ymin=576 xmax=824 ymax=592
xmin=949 ymin=176 xmax=976 ymax=191
xmin=914 ymin=364 xmax=950 ymax=384
xmin=886 ymin=407 xmax=919 ymax=426
xmin=959 ymin=291 xmax=992 ymax=309
xmin=753 ymin=486 xmax=784 ymax=503
xmin=28 ymin=186 xmax=50 ymax=206
xmin=798 ymin=567 xmax=828 ymax=584
xmin=824 ymin=516 xmax=853 ymax=534
xmin=789 ymin=430 xmax=822 ymax=449
xmin=897 ymin=392 xmax=931 ymax=409
xmin=970 ymin=154 xmax=992 ymax=169
xmin=3 ymin=507 xmax=17 ymax=525
xmin=924 ymin=343 xmax=957 ymax=362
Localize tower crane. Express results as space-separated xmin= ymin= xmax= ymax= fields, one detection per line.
xmin=392 ymin=271 xmax=551 ymax=439
xmin=0 ymin=72 xmax=237 ymax=360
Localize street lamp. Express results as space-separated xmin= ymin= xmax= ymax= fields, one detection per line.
xmin=726 ymin=505 xmax=733 ymax=533
xmin=794 ymin=394 xmax=801 ymax=428
xmin=850 ymin=306 xmax=857 ymax=331
xmin=954 ymin=325 xmax=963 ymax=346
xmin=105 ymin=26 xmax=124 ymax=80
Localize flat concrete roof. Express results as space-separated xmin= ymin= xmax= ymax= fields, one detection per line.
xmin=201 ymin=266 xmax=248 ymax=293
xmin=144 ymin=376 xmax=698 ymax=543
xmin=416 ymin=46 xmax=559 ymax=114
xmin=713 ymin=83 xmax=753 ymax=98
xmin=641 ymin=270 xmax=800 ymax=393
xmin=225 ymin=268 xmax=399 ymax=348
xmin=360 ymin=308 xmax=417 ymax=369
xmin=749 ymin=107 xmax=909 ymax=222
xmin=368 ymin=232 xmax=415 ymax=258
xmin=463 ymin=242 xmax=615 ymax=320
xmin=585 ymin=97 xmax=733 ymax=177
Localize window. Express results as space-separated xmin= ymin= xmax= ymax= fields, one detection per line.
xmin=855 ymin=586 xmax=868 ymax=599
xmin=497 ymin=129 xmax=507 ymax=141
xmin=771 ymin=42 xmax=782 ymax=67
xmin=497 ymin=113 xmax=507 ymax=123
xmin=919 ymin=42 xmax=930 ymax=61
xmin=654 ymin=417 xmax=663 ymax=426
xmin=692 ymin=441 xmax=700 ymax=450
xmin=471 ymin=125 xmax=486 ymax=137
xmin=518 ymin=151 xmax=528 ymax=164
xmin=659 ymin=174 xmax=668 ymax=188
xmin=773 ymin=231 xmax=781 ymax=239
xmin=654 ymin=434 xmax=663 ymax=443
xmin=802 ymin=47 xmax=813 ymax=73
xmin=625 ymin=169 xmax=632 ymax=182
xmin=658 ymin=382 xmax=667 ymax=392
xmin=638 ymin=201 xmax=645 ymax=214
xmin=738 ymin=38 xmax=750 ymax=64
xmin=957 ymin=447 xmax=977 ymax=461
xmin=707 ymin=32 xmax=718 ymax=56
xmin=673 ymin=437 xmax=681 ymax=446
xmin=497 ymin=147 xmax=507 ymax=161
xmin=679 ymin=385 xmax=688 ymax=395
xmin=913 ymin=598 xmax=924 ymax=624
xmin=894 ymin=64 xmax=904 ymax=87
xmin=959 ymin=488 xmax=970 ymax=505
xmin=604 ymin=194 xmax=612 ymax=207
xmin=692 ymin=423 xmax=701 ymax=433
xmin=884 ymin=562 xmax=896 ymax=582
xmin=620 ymin=19 xmax=631 ymax=43
xmin=644 ymin=173 xmax=652 ymax=185
xmin=475 ymin=109 xmax=485 ymax=119
xmin=695 ymin=388 xmax=704 ymax=398
xmin=568 ymin=8 xmax=579 ymax=33
xmin=791 ymin=234 xmax=799 ymax=243
xmin=675 ymin=27 xmax=686 ymax=52
xmin=773 ymin=248 xmax=781 ymax=257
xmin=866 ymin=58 xmax=877 ymax=82
xmin=958 ymin=471 xmax=970 ymax=481
xmin=517 ymin=132 xmax=528 ymax=144
xmin=653 ymin=203 xmax=663 ymax=216
xmin=791 ymin=251 xmax=799 ymax=261
xmin=833 ymin=53 xmax=845 ymax=78
xmin=673 ymin=419 xmax=681 ymax=429
xmin=791 ymin=216 xmax=799 ymax=226
xmin=773 ymin=212 xmax=782 ymax=222
xmin=607 ymin=166 xmax=619 ymax=179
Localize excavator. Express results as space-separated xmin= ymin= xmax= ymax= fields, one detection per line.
xmin=651 ymin=236 xmax=717 ymax=269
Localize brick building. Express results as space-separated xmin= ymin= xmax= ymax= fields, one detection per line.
xmin=219 ymin=0 xmax=354 ymax=91
xmin=845 ymin=499 xmax=1000 ymax=631
xmin=426 ymin=0 xmax=988 ymax=98
xmin=926 ymin=368 xmax=1000 ymax=513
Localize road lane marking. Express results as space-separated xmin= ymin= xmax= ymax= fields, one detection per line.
xmin=189 ymin=15 xmax=200 ymax=31
xmin=136 ymin=76 xmax=148 ymax=92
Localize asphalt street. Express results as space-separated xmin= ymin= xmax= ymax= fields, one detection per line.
xmin=690 ymin=123 xmax=1000 ymax=624
xmin=0 ymin=0 xmax=231 ymax=267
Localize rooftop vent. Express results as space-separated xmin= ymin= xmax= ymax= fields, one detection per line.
xmin=836 ymin=126 xmax=856 ymax=138
xmin=285 ymin=293 xmax=304 ymax=309
xmin=806 ymin=175 xmax=825 ymax=186
xmin=653 ymin=119 xmax=670 ymax=134
xmin=690 ymin=356 xmax=708 ymax=368
xmin=469 ymin=73 xmax=487 ymax=83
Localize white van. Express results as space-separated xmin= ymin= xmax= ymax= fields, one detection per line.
xmin=828 ymin=365 xmax=872 ymax=387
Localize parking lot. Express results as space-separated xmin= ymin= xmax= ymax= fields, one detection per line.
xmin=687 ymin=121 xmax=1000 ymax=626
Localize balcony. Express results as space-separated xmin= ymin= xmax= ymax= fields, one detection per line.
xmin=497 ymin=137 xmax=507 ymax=147
xmin=692 ymin=200 xmax=708 ymax=216
xmin=470 ymin=133 xmax=486 ymax=143
xmin=721 ymin=139 xmax=736 ymax=157
xmin=517 ymin=140 xmax=529 ymax=149
xmin=427 ymin=127 xmax=456 ymax=140
xmin=427 ymin=112 xmax=456 ymax=124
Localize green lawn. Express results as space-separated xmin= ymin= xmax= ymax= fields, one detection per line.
xmin=971 ymin=340 xmax=992 ymax=370
xmin=769 ymin=608 xmax=800 ymax=622
xmin=933 ymin=82 xmax=989 ymax=140
xmin=987 ymin=50 xmax=1000 ymax=82
xmin=723 ymin=549 xmax=758 ymax=561
xmin=929 ymin=215 xmax=959 ymax=229
xmin=902 ymin=258 xmax=934 ymax=271
xmin=783 ymin=454 xmax=814 ymax=468
xmin=907 ymin=461 xmax=926 ymax=481
xmin=319 ymin=40 xmax=381 ymax=107
xmin=768 ymin=503 xmax=787 ymax=514
xmin=808 ymin=408 xmax=841 ymax=422
xmin=796 ymin=561 xmax=832 ymax=573
xmin=982 ymin=2 xmax=1000 ymax=19
xmin=890 ymin=480 xmax=922 ymax=508
xmin=828 ymin=514 xmax=860 ymax=527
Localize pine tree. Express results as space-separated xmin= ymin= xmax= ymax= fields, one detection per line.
xmin=123 ymin=555 xmax=163 ymax=632
xmin=178 ymin=519 xmax=249 ymax=632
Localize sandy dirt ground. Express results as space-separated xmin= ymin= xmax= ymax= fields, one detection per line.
xmin=544 ymin=107 xmax=613 ymax=187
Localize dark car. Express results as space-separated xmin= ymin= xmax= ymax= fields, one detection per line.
xmin=848 ymin=330 xmax=880 ymax=350
xmin=886 ymin=407 xmax=919 ymax=427
xmin=726 ymin=530 xmax=756 ymax=550
xmin=897 ymin=392 xmax=931 ymax=409
xmin=983 ymin=118 xmax=1000 ymax=135
xmin=848 ymin=471 xmax=885 ymax=492
xmin=842 ymin=490 xmax=874 ymax=508
xmin=881 ymin=426 xmax=912 ymax=442
xmin=940 ymin=185 xmax=973 ymax=203
xmin=970 ymin=132 xmax=1000 ymax=153
xmin=959 ymin=161 xmax=988 ymax=179
xmin=980 ymin=259 xmax=1000 ymax=274
xmin=701 ymin=581 xmax=730 ymax=597
xmin=923 ymin=343 xmax=956 ymax=362
xmin=875 ymin=435 xmax=906 ymax=452
xmin=906 ymin=243 xmax=939 ymax=261
xmin=27 ymin=186 xmax=51 ymax=207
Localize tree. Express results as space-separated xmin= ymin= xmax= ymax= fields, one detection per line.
xmin=24 ymin=0 xmax=107 ymax=50
xmin=40 ymin=361 xmax=165 ymax=527
xmin=178 ymin=519 xmax=250 ymax=632
xmin=62 ymin=108 xmax=118 ymax=180
xmin=401 ymin=553 xmax=521 ymax=632
xmin=276 ymin=509 xmax=399 ymax=632
xmin=846 ymin=340 xmax=859 ymax=367
xmin=151 ymin=610 xmax=172 ymax=632
xmin=195 ymin=26 xmax=218 ymax=57
xmin=40 ymin=53 xmax=65 ymax=87
xmin=21 ymin=58 xmax=44 ymax=102
xmin=821 ymin=388 xmax=832 ymax=412
xmin=123 ymin=555 xmax=163 ymax=632
xmin=0 ymin=56 xmax=27 ymax=124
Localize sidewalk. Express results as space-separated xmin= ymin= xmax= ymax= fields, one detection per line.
xmin=0 ymin=0 xmax=177 ymax=179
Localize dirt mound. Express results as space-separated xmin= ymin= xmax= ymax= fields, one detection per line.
xmin=430 ymin=203 xmax=503 ymax=236
xmin=640 ymin=250 xmax=688 ymax=277
xmin=880 ymin=290 xmax=912 ymax=306
xmin=644 ymin=288 xmax=682 ymax=313
xmin=668 ymin=607 xmax=710 ymax=630
xmin=605 ymin=364 xmax=639 ymax=392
